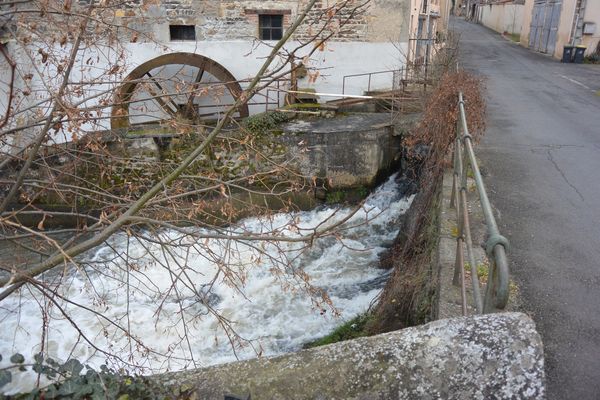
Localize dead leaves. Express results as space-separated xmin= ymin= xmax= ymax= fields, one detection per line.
xmin=37 ymin=48 xmax=49 ymax=64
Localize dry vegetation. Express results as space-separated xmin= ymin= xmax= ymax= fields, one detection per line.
xmin=368 ymin=70 xmax=486 ymax=333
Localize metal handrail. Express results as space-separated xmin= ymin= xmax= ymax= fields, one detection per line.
xmin=450 ymin=92 xmax=510 ymax=314
xmin=341 ymin=68 xmax=406 ymax=95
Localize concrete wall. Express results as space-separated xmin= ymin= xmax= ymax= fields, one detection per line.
xmin=580 ymin=3 xmax=600 ymax=55
xmin=478 ymin=3 xmax=525 ymax=35
xmin=159 ymin=313 xmax=545 ymax=399
xmin=280 ymin=113 xmax=402 ymax=188
xmin=520 ymin=0 xmax=535 ymax=48
xmin=553 ymin=0 xmax=577 ymax=58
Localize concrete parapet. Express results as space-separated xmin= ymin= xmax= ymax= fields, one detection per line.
xmin=162 ymin=312 xmax=545 ymax=399
xmin=280 ymin=113 xmax=402 ymax=189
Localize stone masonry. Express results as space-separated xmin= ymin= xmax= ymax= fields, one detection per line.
xmin=104 ymin=0 xmax=409 ymax=44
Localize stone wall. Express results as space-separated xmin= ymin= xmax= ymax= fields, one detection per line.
xmin=91 ymin=0 xmax=410 ymax=44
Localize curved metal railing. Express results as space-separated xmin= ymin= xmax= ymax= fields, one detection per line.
xmin=450 ymin=92 xmax=510 ymax=314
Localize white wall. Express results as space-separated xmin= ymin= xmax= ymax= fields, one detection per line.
xmin=120 ymin=40 xmax=407 ymax=99
xmin=0 ymin=45 xmax=12 ymax=130
xmin=580 ymin=1 xmax=600 ymax=55
xmin=3 ymin=40 xmax=408 ymax=147
xmin=479 ymin=3 xmax=525 ymax=35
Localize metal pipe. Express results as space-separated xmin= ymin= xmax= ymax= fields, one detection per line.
xmin=287 ymin=90 xmax=379 ymax=99
xmin=459 ymin=153 xmax=483 ymax=313
xmin=486 ymin=245 xmax=510 ymax=311
xmin=452 ymin=136 xmax=464 ymax=287
xmin=341 ymin=69 xmax=405 ymax=97
xmin=457 ymin=92 xmax=510 ymax=312
xmin=342 ymin=69 xmax=403 ymax=79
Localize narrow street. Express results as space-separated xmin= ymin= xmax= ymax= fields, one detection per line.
xmin=454 ymin=17 xmax=600 ymax=399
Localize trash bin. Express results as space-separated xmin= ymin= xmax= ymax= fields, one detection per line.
xmin=562 ymin=45 xmax=575 ymax=63
xmin=573 ymin=46 xmax=587 ymax=63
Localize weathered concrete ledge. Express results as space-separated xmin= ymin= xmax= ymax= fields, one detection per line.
xmin=162 ymin=312 xmax=545 ymax=399
xmin=279 ymin=113 xmax=402 ymax=189
xmin=436 ymin=169 xmax=480 ymax=319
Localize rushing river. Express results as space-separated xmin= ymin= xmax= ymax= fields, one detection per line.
xmin=0 ymin=174 xmax=413 ymax=394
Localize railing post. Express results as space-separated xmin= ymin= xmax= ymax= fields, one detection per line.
xmin=450 ymin=118 xmax=460 ymax=209
xmin=451 ymin=121 xmax=468 ymax=315
xmin=451 ymin=137 xmax=463 ymax=285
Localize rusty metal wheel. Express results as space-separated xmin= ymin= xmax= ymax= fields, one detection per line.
xmin=111 ymin=53 xmax=249 ymax=133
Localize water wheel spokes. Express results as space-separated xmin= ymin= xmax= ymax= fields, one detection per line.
xmin=112 ymin=53 xmax=249 ymax=135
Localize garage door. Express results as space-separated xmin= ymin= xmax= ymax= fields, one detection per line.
xmin=529 ymin=0 xmax=562 ymax=54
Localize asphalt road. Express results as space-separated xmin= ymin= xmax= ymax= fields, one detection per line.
xmin=452 ymin=18 xmax=600 ymax=399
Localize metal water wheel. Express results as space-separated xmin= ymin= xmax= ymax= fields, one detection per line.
xmin=111 ymin=53 xmax=249 ymax=134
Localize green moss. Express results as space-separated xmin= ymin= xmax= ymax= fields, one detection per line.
xmin=324 ymin=186 xmax=371 ymax=205
xmin=303 ymin=313 xmax=371 ymax=348
xmin=125 ymin=126 xmax=174 ymax=136
xmin=356 ymin=186 xmax=369 ymax=198
xmin=283 ymin=102 xmax=322 ymax=110
xmin=509 ymin=33 xmax=520 ymax=43
xmin=325 ymin=190 xmax=345 ymax=204
xmin=244 ymin=111 xmax=291 ymax=135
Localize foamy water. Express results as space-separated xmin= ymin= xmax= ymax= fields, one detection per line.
xmin=0 ymin=174 xmax=413 ymax=394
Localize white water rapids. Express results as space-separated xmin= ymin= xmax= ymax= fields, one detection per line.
xmin=0 ymin=174 xmax=413 ymax=394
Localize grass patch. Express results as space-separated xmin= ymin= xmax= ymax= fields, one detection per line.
xmin=325 ymin=190 xmax=345 ymax=204
xmin=303 ymin=313 xmax=371 ymax=348
xmin=464 ymin=261 xmax=519 ymax=299
xmin=450 ymin=224 xmax=459 ymax=238
xmin=464 ymin=261 xmax=488 ymax=280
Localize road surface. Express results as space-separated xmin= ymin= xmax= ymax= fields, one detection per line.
xmin=453 ymin=17 xmax=600 ymax=399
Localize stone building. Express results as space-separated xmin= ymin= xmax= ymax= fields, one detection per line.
xmin=0 ymin=0 xmax=450 ymax=148
xmin=110 ymin=0 xmax=415 ymax=123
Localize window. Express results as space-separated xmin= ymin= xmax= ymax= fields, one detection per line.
xmin=169 ymin=25 xmax=196 ymax=41
xmin=259 ymin=14 xmax=283 ymax=41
